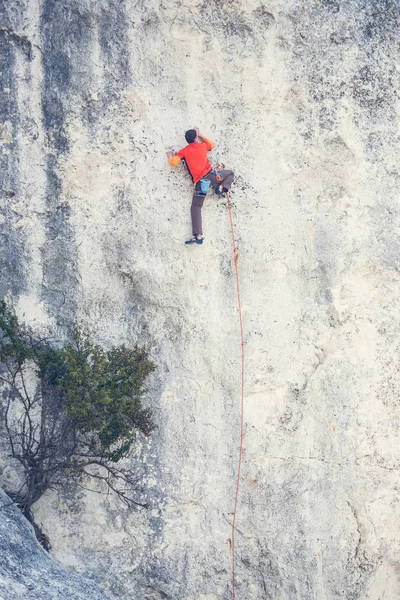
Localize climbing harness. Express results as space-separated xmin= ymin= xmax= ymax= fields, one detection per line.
xmin=211 ymin=168 xmax=223 ymax=182
xmin=226 ymin=191 xmax=245 ymax=600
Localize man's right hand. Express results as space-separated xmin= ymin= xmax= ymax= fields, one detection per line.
xmin=167 ymin=150 xmax=174 ymax=158
xmin=194 ymin=127 xmax=200 ymax=139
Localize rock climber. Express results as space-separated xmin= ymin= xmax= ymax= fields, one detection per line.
xmin=167 ymin=127 xmax=234 ymax=245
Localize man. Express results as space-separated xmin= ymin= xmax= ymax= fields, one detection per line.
xmin=167 ymin=127 xmax=234 ymax=245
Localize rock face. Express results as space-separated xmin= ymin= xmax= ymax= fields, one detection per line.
xmin=0 ymin=0 xmax=400 ymax=599
xmin=0 ymin=489 xmax=112 ymax=599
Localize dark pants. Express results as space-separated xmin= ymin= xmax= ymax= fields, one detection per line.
xmin=190 ymin=169 xmax=234 ymax=236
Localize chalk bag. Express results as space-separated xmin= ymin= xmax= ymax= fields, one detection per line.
xmin=197 ymin=178 xmax=212 ymax=196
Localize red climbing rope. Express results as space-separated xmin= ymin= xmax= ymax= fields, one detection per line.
xmin=226 ymin=192 xmax=245 ymax=600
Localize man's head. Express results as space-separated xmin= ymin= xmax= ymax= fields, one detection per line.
xmin=185 ymin=129 xmax=197 ymax=144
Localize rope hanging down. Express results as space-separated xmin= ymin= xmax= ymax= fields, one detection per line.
xmin=226 ymin=192 xmax=245 ymax=600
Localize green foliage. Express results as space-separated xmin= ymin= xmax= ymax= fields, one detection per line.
xmin=0 ymin=301 xmax=34 ymax=365
xmin=0 ymin=301 xmax=156 ymax=513
xmin=38 ymin=330 xmax=156 ymax=460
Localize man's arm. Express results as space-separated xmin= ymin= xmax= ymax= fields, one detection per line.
xmin=195 ymin=127 xmax=215 ymax=151
xmin=167 ymin=149 xmax=182 ymax=166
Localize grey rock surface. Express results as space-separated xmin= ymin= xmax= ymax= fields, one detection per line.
xmin=0 ymin=489 xmax=113 ymax=599
xmin=0 ymin=0 xmax=399 ymax=599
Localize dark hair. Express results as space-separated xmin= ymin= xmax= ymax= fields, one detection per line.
xmin=185 ymin=129 xmax=197 ymax=144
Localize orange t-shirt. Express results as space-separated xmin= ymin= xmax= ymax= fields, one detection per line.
xmin=169 ymin=137 xmax=215 ymax=183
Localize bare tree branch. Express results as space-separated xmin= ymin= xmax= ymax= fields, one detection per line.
xmin=0 ymin=305 xmax=155 ymax=534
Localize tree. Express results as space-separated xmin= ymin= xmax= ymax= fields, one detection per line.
xmin=0 ymin=302 xmax=156 ymax=534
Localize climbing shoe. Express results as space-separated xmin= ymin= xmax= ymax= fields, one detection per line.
xmin=215 ymin=186 xmax=227 ymax=198
xmin=185 ymin=235 xmax=204 ymax=245
xmin=185 ymin=237 xmax=197 ymax=245
xmin=185 ymin=235 xmax=204 ymax=246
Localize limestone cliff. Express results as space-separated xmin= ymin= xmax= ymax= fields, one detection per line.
xmin=0 ymin=0 xmax=399 ymax=599
xmin=0 ymin=489 xmax=112 ymax=599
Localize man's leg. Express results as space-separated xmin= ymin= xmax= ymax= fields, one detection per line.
xmin=219 ymin=169 xmax=234 ymax=191
xmin=204 ymin=171 xmax=218 ymax=187
xmin=190 ymin=192 xmax=205 ymax=237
